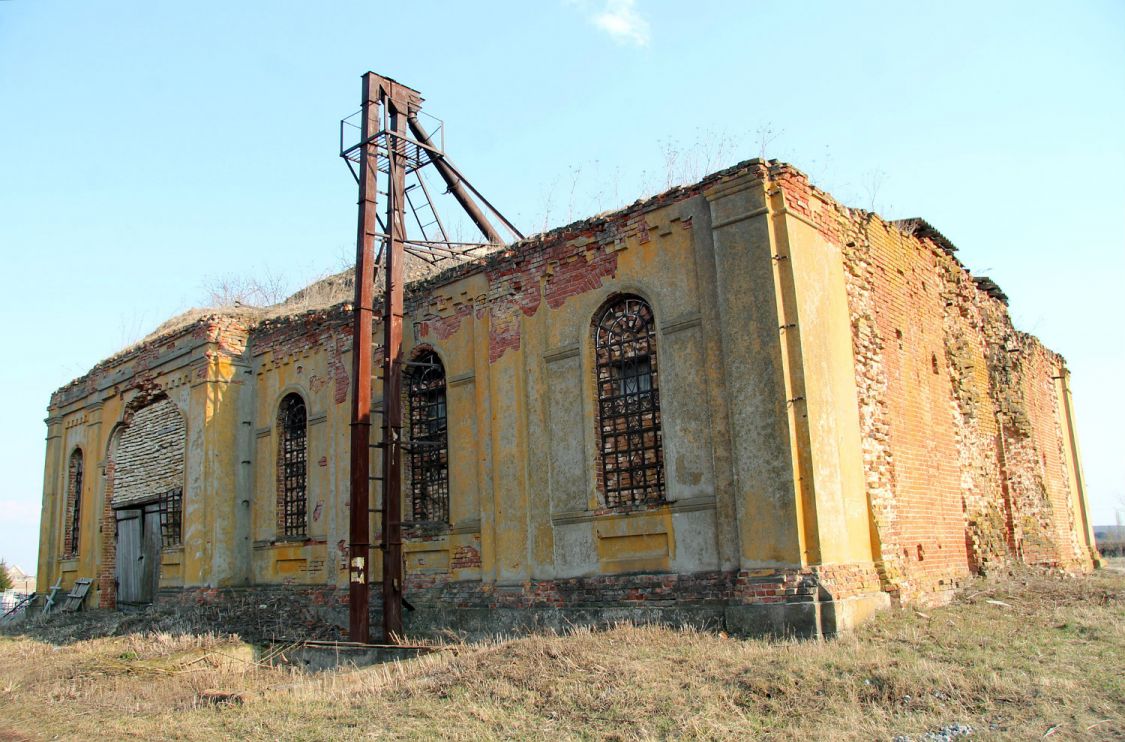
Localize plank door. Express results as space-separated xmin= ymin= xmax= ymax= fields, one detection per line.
xmin=141 ymin=505 xmax=162 ymax=603
xmin=115 ymin=509 xmax=143 ymax=604
xmin=115 ymin=506 xmax=161 ymax=605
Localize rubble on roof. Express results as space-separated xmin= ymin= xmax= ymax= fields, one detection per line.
xmin=891 ymin=218 xmax=959 ymax=255
xmin=973 ymin=276 xmax=1009 ymax=305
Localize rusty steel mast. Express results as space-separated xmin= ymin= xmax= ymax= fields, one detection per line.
xmin=340 ymin=72 xmax=521 ymax=643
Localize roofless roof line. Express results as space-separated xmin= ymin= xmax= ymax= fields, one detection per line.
xmin=50 ymin=157 xmax=981 ymax=404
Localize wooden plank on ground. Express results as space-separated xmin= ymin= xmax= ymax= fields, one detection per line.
xmin=44 ymin=577 xmax=63 ymax=613
xmin=62 ymin=578 xmax=93 ymax=612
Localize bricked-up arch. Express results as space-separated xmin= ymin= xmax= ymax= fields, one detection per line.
xmin=64 ymin=448 xmax=83 ymax=557
xmin=111 ymin=398 xmax=186 ymax=509
xmin=593 ymin=294 xmax=665 ymax=507
xmin=100 ymin=396 xmax=187 ymax=608
xmin=277 ymin=393 xmax=308 ymax=537
xmin=406 ymin=350 xmax=449 ymax=523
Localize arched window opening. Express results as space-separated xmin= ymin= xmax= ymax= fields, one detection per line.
xmin=66 ymin=448 xmax=83 ymax=557
xmin=278 ymin=393 xmax=308 ymax=537
xmin=594 ymin=295 xmax=665 ymax=507
xmin=406 ymin=350 xmax=449 ymax=523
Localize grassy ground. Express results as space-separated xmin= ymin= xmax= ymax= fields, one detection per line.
xmin=0 ymin=569 xmax=1121 ymax=741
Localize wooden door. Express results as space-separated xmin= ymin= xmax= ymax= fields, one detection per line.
xmin=115 ymin=509 xmax=143 ymax=604
xmin=141 ymin=505 xmax=162 ymax=603
xmin=115 ymin=506 xmax=161 ymax=605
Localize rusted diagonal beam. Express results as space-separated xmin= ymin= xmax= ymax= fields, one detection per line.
xmin=407 ymin=115 xmax=507 ymax=245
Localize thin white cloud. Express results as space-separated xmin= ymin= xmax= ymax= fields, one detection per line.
xmin=572 ymin=0 xmax=651 ymax=47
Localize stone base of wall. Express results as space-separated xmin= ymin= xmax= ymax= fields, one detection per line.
xmin=163 ymin=564 xmax=888 ymax=642
xmin=407 ymin=590 xmax=890 ymax=642
xmin=725 ymin=593 xmax=892 ymax=638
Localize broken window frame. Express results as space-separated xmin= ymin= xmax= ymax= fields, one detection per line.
xmin=278 ymin=392 xmax=309 ymax=537
xmin=406 ymin=350 xmax=449 ymax=524
xmin=593 ymin=294 xmax=666 ymax=508
xmin=66 ymin=448 xmax=83 ymax=557
xmin=159 ymin=487 xmax=183 ymax=548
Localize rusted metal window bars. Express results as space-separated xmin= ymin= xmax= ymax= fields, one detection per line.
xmin=67 ymin=449 xmax=83 ymax=556
xmin=279 ymin=393 xmax=308 ymax=536
xmin=407 ymin=351 xmax=449 ymax=523
xmin=159 ymin=487 xmax=182 ymax=547
xmin=594 ymin=296 xmax=666 ymax=507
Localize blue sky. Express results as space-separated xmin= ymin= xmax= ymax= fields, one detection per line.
xmin=1 ymin=1 xmax=1122 ymax=571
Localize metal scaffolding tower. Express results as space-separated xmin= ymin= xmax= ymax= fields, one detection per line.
xmin=340 ymin=72 xmax=522 ymax=643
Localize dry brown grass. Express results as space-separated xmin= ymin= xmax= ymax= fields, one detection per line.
xmin=1 ymin=570 xmax=1121 ymax=741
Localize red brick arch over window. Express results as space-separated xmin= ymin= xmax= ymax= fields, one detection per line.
xmin=593 ymin=294 xmax=666 ymax=508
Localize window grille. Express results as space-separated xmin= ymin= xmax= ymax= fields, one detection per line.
xmin=278 ymin=393 xmax=308 ymax=537
xmin=66 ymin=449 xmax=83 ymax=557
xmin=594 ymin=296 xmax=665 ymax=507
xmin=406 ymin=350 xmax=449 ymax=523
xmin=159 ymin=487 xmax=183 ymax=547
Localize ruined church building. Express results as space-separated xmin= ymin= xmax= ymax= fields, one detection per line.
xmin=38 ymin=159 xmax=1100 ymax=637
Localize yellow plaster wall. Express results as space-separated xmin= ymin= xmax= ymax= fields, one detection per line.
xmin=250 ymin=336 xmax=346 ymax=587
xmin=1054 ymin=369 xmax=1098 ymax=562
xmin=35 ymin=416 xmax=62 ymax=594
xmin=364 ymin=184 xmax=764 ymax=583
xmin=705 ymin=174 xmax=804 ymax=567
xmin=40 ymin=162 xmax=902 ymax=611
xmin=39 ymin=321 xmax=242 ymax=606
xmin=775 ymin=205 xmax=876 ymax=567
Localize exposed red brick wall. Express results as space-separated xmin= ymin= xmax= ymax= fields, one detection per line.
xmin=450 ymin=544 xmax=482 ymax=570
xmin=98 ymin=456 xmax=116 ymax=608
xmin=1005 ymin=339 xmax=1086 ymax=567
xmin=251 ymin=307 xmax=352 ymax=405
xmin=416 ymin=303 xmax=472 ymax=342
xmin=411 ymin=165 xmax=761 ymax=365
xmin=404 ymin=562 xmax=882 ymax=608
xmin=479 ymin=231 xmax=621 ymax=363
xmin=771 ymin=163 xmax=1094 ymax=606
xmin=941 ymin=267 xmax=1012 ymax=573
xmin=51 ymin=315 xmax=252 ymax=410
xmin=852 ymin=217 xmax=968 ymax=605
xmin=163 ymin=561 xmax=879 ymax=640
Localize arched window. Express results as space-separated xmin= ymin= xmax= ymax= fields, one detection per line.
xmin=406 ymin=350 xmax=449 ymax=523
xmin=65 ymin=448 xmax=83 ymax=557
xmin=277 ymin=393 xmax=308 ymax=537
xmin=594 ymin=295 xmax=665 ymax=507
